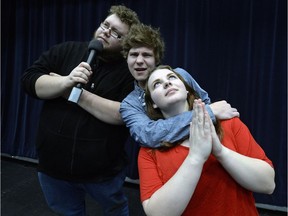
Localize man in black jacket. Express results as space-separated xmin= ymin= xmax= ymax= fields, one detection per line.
xmin=21 ymin=5 xmax=139 ymax=216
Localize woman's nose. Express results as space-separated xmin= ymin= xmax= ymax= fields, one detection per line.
xmin=163 ymin=80 xmax=172 ymax=88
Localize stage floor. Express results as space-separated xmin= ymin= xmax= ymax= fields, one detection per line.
xmin=1 ymin=157 xmax=286 ymax=216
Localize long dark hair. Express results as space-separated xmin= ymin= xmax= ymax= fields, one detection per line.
xmin=145 ymin=65 xmax=223 ymax=151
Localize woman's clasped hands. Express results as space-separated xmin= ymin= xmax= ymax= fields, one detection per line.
xmin=188 ymin=99 xmax=223 ymax=163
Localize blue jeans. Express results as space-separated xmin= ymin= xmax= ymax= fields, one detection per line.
xmin=38 ymin=170 xmax=129 ymax=216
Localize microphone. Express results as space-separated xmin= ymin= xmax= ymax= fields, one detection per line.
xmin=68 ymin=39 xmax=103 ymax=103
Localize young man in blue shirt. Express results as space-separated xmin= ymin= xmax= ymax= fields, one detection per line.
xmin=120 ymin=23 xmax=239 ymax=148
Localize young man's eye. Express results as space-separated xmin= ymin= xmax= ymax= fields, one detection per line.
xmin=143 ymin=53 xmax=152 ymax=57
xmin=129 ymin=53 xmax=138 ymax=57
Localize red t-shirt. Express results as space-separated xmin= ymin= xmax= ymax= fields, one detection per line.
xmin=138 ymin=117 xmax=273 ymax=216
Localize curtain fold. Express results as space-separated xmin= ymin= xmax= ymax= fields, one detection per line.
xmin=1 ymin=0 xmax=286 ymax=208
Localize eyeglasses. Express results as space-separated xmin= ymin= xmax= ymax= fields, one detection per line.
xmin=100 ymin=22 xmax=122 ymax=39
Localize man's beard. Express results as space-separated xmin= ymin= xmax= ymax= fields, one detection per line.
xmin=99 ymin=48 xmax=123 ymax=62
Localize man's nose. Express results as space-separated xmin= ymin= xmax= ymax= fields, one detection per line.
xmin=136 ymin=55 xmax=144 ymax=62
xmin=103 ymin=28 xmax=112 ymax=36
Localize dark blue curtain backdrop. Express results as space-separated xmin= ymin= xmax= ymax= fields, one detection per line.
xmin=1 ymin=0 xmax=286 ymax=209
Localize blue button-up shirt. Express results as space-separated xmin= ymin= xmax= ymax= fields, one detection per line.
xmin=120 ymin=67 xmax=215 ymax=148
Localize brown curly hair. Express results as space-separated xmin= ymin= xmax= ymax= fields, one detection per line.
xmin=109 ymin=5 xmax=140 ymax=27
xmin=121 ymin=23 xmax=165 ymax=66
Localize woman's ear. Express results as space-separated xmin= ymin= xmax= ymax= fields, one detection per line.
xmin=153 ymin=103 xmax=158 ymax=109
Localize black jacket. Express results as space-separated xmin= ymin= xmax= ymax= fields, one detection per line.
xmin=21 ymin=41 xmax=134 ymax=182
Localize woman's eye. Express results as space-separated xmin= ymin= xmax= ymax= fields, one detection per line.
xmin=153 ymin=82 xmax=161 ymax=88
xmin=168 ymin=75 xmax=177 ymax=80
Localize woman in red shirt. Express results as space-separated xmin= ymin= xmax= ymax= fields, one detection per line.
xmin=138 ymin=65 xmax=275 ymax=216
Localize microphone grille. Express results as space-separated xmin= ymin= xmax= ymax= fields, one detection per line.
xmin=88 ymin=39 xmax=103 ymax=52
